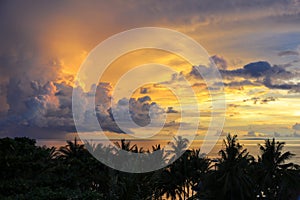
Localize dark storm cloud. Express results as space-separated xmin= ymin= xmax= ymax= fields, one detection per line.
xmin=0 ymin=1 xmax=62 ymax=82
xmin=130 ymin=0 xmax=300 ymax=25
xmin=1 ymin=79 xmax=123 ymax=135
xmin=0 ymin=0 xmax=299 ymax=84
xmin=0 ymin=80 xmax=165 ymax=137
xmin=0 ymin=0 xmax=299 ymax=138
xmin=189 ymin=59 xmax=300 ymax=93
xmin=115 ymin=96 xmax=164 ymax=127
xmin=190 ymin=60 xmax=299 ymax=93
xmin=77 ymin=85 xmax=163 ymax=133
xmin=218 ymin=61 xmax=300 ymax=93
xmin=221 ymin=61 xmax=272 ymax=78
xmin=137 ymin=96 xmax=151 ymax=103
xmin=2 ymin=81 xmax=75 ymax=132
xmin=262 ymin=65 xmax=300 ymax=92
xmin=0 ymin=1 xmax=299 ymax=72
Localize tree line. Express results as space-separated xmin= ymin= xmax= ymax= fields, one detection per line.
xmin=0 ymin=134 xmax=299 ymax=200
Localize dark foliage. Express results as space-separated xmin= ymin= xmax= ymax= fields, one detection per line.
xmin=0 ymin=135 xmax=299 ymax=200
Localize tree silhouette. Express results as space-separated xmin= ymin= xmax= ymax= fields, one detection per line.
xmin=0 ymin=135 xmax=299 ymax=199
xmin=57 ymin=137 xmax=86 ymax=159
xmin=204 ymin=134 xmax=255 ymax=200
xmin=255 ymin=138 xmax=300 ymax=199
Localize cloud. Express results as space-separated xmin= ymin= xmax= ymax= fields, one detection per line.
xmin=244 ymin=130 xmax=256 ymax=137
xmin=244 ymin=130 xmax=266 ymax=137
xmin=292 ymin=123 xmax=300 ymax=131
xmin=221 ymin=61 xmax=272 ymax=78
xmin=278 ymin=50 xmax=299 ymax=57
xmin=113 ymin=96 xmax=165 ymax=128
xmin=166 ymin=107 xmax=179 ymax=114
xmin=189 ymin=60 xmax=300 ymax=93
xmin=0 ymin=80 xmax=76 ymax=138
xmin=223 ymin=80 xmax=258 ymax=88
xmin=189 ymin=65 xmax=221 ymax=81
xmin=219 ymin=61 xmax=300 ymax=93
xmin=1 ymin=0 xmax=298 ymax=85
xmin=24 ymin=81 xmax=63 ymax=128
xmin=244 ymin=61 xmax=272 ymax=77
xmin=75 ymin=84 xmax=163 ymax=134
xmin=137 ymin=96 xmax=151 ymax=103
xmin=272 ymin=132 xmax=293 ymax=137
xmin=6 ymin=78 xmax=29 ymax=115
xmin=288 ymin=86 xmax=300 ymax=93
xmin=140 ymin=87 xmax=149 ymax=94
xmin=1 ymin=1 xmax=300 ymax=139
xmin=211 ymin=55 xmax=228 ymax=70
xmin=19 ymin=81 xmax=73 ymax=131
xmin=0 ymin=79 xmax=166 ymax=137
xmin=274 ymin=132 xmax=281 ymax=137
xmin=263 ymin=75 xmax=300 ymax=92
xmin=0 ymin=83 xmax=7 ymax=111
xmin=293 ymin=132 xmax=300 ymax=137
xmin=243 ymin=96 xmax=277 ymax=104
xmin=163 ymin=120 xmax=202 ymax=131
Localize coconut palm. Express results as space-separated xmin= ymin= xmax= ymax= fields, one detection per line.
xmin=205 ymin=134 xmax=255 ymax=200
xmin=188 ymin=149 xmax=211 ymax=199
xmin=158 ymin=166 xmax=185 ymax=200
xmin=154 ymin=137 xmax=190 ymax=200
xmin=57 ymin=137 xmax=86 ymax=159
xmin=255 ymin=138 xmax=300 ymax=199
xmin=167 ymin=136 xmax=189 ymax=163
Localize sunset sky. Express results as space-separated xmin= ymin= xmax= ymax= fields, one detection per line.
xmin=0 ymin=0 xmax=300 ymax=142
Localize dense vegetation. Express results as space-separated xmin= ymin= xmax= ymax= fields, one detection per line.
xmin=0 ymin=135 xmax=299 ymax=200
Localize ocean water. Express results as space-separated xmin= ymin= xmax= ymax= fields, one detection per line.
xmin=37 ymin=137 xmax=300 ymax=164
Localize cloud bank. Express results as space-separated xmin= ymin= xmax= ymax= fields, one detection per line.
xmin=0 ymin=80 xmax=165 ymax=138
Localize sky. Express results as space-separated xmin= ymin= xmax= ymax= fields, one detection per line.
xmin=0 ymin=0 xmax=300 ymax=142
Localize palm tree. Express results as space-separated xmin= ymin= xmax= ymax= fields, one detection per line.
xmin=188 ymin=149 xmax=211 ymax=199
xmin=56 ymin=137 xmax=97 ymax=192
xmin=154 ymin=136 xmax=190 ymax=200
xmin=255 ymin=138 xmax=300 ymax=199
xmin=113 ymin=139 xmax=146 ymax=153
xmin=205 ymin=134 xmax=255 ymax=200
xmin=158 ymin=167 xmax=185 ymax=200
xmin=167 ymin=136 xmax=189 ymax=163
xmin=57 ymin=137 xmax=86 ymax=159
